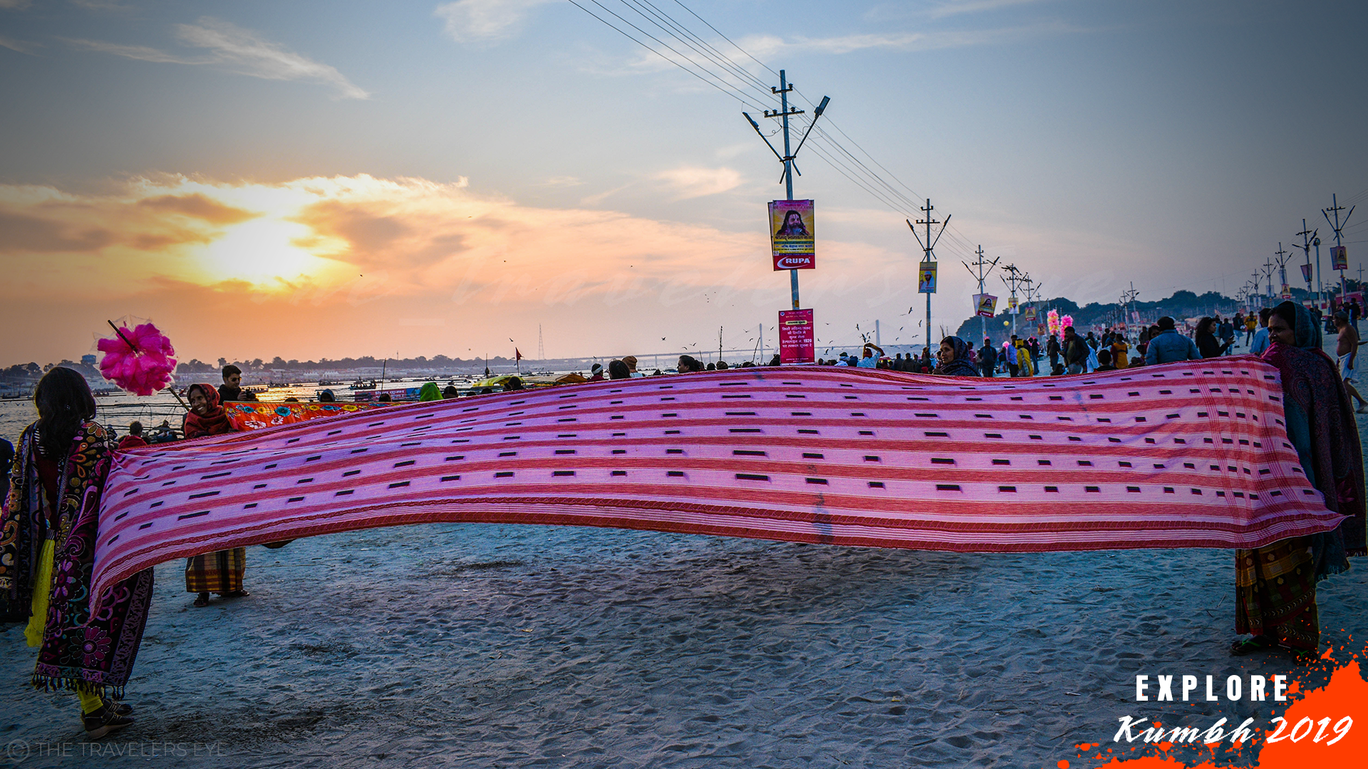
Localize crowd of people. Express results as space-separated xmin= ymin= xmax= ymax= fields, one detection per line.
xmin=2 ymin=302 xmax=1364 ymax=739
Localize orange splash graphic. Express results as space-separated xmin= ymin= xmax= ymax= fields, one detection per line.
xmin=1066 ymin=641 xmax=1368 ymax=768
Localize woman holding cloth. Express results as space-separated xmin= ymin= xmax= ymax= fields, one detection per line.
xmin=1 ymin=367 xmax=153 ymax=737
xmin=1232 ymin=301 xmax=1366 ymax=659
xmin=182 ymin=383 xmax=250 ymax=608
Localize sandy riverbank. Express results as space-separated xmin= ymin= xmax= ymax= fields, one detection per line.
xmin=3 ymin=520 xmax=1366 ymax=768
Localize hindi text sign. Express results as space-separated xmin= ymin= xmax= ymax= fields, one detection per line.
xmin=778 ymin=309 xmax=815 ymax=364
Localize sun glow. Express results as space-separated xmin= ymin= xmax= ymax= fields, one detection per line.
xmin=198 ymin=217 xmax=337 ymax=287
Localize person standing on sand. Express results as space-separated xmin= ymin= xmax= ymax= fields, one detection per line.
xmin=218 ymin=364 xmax=256 ymax=402
xmin=1062 ymin=326 xmax=1088 ymax=374
xmin=1195 ymin=317 xmax=1225 ymax=358
xmin=1248 ymin=308 xmax=1272 ymax=356
xmin=117 ymin=421 xmax=148 ymax=450
xmin=977 ymin=338 xmax=996 ymax=378
xmin=1232 ymin=301 xmax=1365 ymax=660
xmin=418 ymin=382 xmax=442 ymax=401
xmin=182 ymin=383 xmax=249 ymax=608
xmin=1333 ymin=311 xmax=1368 ymax=414
xmin=857 ymin=343 xmax=883 ymax=368
xmin=1 ymin=368 xmax=153 ymax=738
xmin=1144 ymin=316 xmax=1200 ymax=364
xmin=1015 ymin=338 xmax=1034 ymax=377
xmin=1111 ymin=334 xmax=1130 ymax=369
xmin=932 ymin=337 xmax=979 ymax=377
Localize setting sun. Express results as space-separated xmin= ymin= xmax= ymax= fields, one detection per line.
xmin=198 ymin=216 xmax=338 ymax=287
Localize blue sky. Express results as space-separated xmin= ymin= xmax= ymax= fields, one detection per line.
xmin=2 ymin=0 xmax=1366 ymax=364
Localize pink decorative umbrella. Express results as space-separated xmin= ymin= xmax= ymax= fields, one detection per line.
xmin=97 ymin=319 xmax=178 ymax=396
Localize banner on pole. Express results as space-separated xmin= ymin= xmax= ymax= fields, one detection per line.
xmin=1280 ymin=284 xmax=1292 ymax=299
xmin=972 ymin=293 xmax=997 ymax=317
xmin=778 ymin=309 xmax=815 ymax=364
xmin=769 ymin=200 xmax=815 ymax=270
xmin=1023 ymin=304 xmax=1038 ymax=323
xmin=1300 ymin=263 xmax=1313 ymax=282
xmin=917 ymin=262 xmax=938 ymax=294
xmin=1332 ymin=245 xmax=1349 ymax=271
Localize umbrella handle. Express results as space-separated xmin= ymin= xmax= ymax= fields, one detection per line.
xmin=106 ymin=319 xmax=140 ymax=352
xmin=166 ymin=386 xmax=190 ymax=411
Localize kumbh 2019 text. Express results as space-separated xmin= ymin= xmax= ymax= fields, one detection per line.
xmin=1114 ymin=715 xmax=1352 ymax=746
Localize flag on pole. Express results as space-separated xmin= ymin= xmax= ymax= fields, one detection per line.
xmin=515 ymin=348 xmax=523 ymax=363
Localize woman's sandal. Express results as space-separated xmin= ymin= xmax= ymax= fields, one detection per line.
xmin=192 ymin=594 xmax=210 ymax=608
xmin=1230 ymin=635 xmax=1275 ymax=656
xmin=222 ymin=590 xmax=250 ymax=598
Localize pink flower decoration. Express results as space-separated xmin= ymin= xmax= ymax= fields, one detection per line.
xmin=98 ymin=321 xmax=177 ymax=396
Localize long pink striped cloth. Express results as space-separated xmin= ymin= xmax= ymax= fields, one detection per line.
xmin=93 ymin=358 xmax=1342 ymax=601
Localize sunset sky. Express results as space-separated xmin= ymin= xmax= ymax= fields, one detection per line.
xmin=3 ymin=0 xmax=1366 ymax=366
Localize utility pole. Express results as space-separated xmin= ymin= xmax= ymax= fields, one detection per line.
xmin=1261 ymin=258 xmax=1277 ymax=305
xmin=1323 ymin=193 xmax=1356 ymax=306
xmin=962 ymin=245 xmax=1000 ymax=345
xmin=1295 ymin=219 xmax=1319 ymax=307
xmin=1122 ymin=282 xmax=1140 ymax=332
xmin=1273 ymin=243 xmax=1292 ymax=303
xmin=999 ymin=264 xmax=1026 ymax=338
xmin=743 ymin=71 xmax=830 ymax=311
xmin=909 ymin=199 xmax=950 ymax=351
xmin=1027 ymin=279 xmax=1045 ymax=326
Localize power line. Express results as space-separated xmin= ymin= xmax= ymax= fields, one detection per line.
xmin=566 ymin=0 xmax=767 ymax=110
xmin=617 ymin=0 xmax=773 ymax=102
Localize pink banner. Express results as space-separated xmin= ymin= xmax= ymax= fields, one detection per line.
xmin=779 ymin=309 xmax=815 ymax=364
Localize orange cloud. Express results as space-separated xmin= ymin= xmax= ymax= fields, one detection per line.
xmin=137 ymin=193 xmax=259 ymax=225
xmin=0 ymin=173 xmax=914 ymax=364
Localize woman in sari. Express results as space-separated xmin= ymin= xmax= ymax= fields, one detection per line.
xmin=1232 ymin=301 xmax=1366 ymax=658
xmin=933 ymin=336 xmax=980 ymax=377
xmin=1 ymin=367 xmax=154 ymax=738
xmin=182 ymin=383 xmax=250 ymax=608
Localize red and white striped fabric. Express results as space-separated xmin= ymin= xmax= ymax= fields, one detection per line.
xmin=92 ymin=358 xmax=1343 ymax=601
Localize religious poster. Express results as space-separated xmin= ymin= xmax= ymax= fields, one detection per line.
xmin=1332 ymin=245 xmax=1349 ymax=271
xmin=778 ymin=308 xmax=815 ymax=364
xmin=973 ymin=293 xmax=997 ymax=317
xmin=1023 ymin=304 xmax=1038 ymax=323
xmin=769 ymin=200 xmax=815 ymax=270
xmin=1280 ymin=284 xmax=1292 ymax=299
xmin=917 ymin=261 xmax=938 ymax=293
